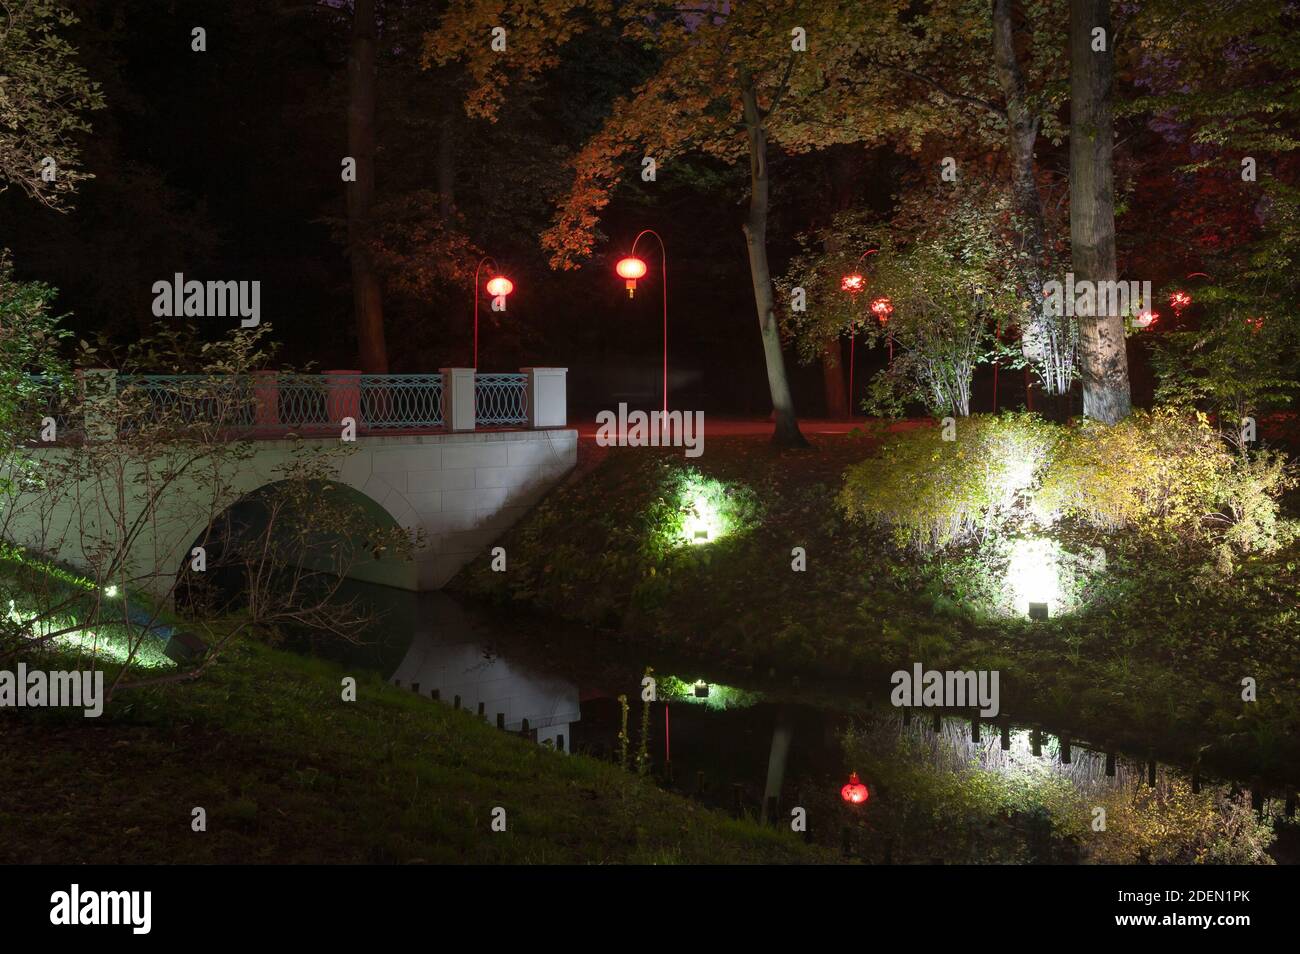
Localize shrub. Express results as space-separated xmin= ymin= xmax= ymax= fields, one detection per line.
xmin=1036 ymin=409 xmax=1296 ymax=559
xmin=642 ymin=467 xmax=762 ymax=558
xmin=839 ymin=413 xmax=1058 ymax=553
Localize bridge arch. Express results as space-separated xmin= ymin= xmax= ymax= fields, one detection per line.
xmin=175 ymin=478 xmax=418 ymax=610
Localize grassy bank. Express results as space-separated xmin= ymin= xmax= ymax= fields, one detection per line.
xmin=0 ymin=638 xmax=832 ymax=864
xmin=453 ymin=432 xmax=1300 ymax=783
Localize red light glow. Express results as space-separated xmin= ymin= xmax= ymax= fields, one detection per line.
xmin=840 ymin=772 xmax=869 ymax=804
xmin=617 ymin=256 xmax=648 ymax=298
xmin=616 ymin=257 xmax=647 ymax=280
xmin=1169 ymin=290 xmax=1192 ymax=312
xmin=841 ymin=273 xmax=865 ymax=294
xmin=485 ymin=276 xmax=514 ymax=297
xmin=870 ymin=297 xmax=894 ymax=322
xmin=1134 ymin=309 xmax=1158 ymax=329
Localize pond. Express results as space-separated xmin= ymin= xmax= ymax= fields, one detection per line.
xmin=287 ymin=580 xmax=1298 ymax=864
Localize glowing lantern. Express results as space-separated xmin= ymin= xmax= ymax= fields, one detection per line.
xmin=841 ymin=273 xmax=865 ymax=294
xmin=1134 ymin=309 xmax=1158 ymax=329
xmin=485 ymin=275 xmax=514 ymax=298
xmin=1246 ymin=316 xmax=1264 ymax=332
xmin=840 ymin=772 xmax=869 ymax=804
xmin=870 ymin=297 xmax=894 ymax=322
xmin=1169 ymin=290 xmax=1192 ymax=314
xmin=616 ymin=256 xmax=648 ymax=297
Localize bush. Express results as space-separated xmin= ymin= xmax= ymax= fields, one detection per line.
xmin=642 ymin=467 xmax=762 ymax=557
xmin=1036 ymin=409 xmax=1296 ymax=559
xmin=839 ymin=413 xmax=1058 ymax=553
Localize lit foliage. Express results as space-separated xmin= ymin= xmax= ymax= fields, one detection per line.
xmin=2 ymin=564 xmax=175 ymax=672
xmin=367 ymin=191 xmax=485 ymax=301
xmin=843 ymin=720 xmax=1276 ymax=865
xmin=0 ymin=0 xmax=105 ymax=209
xmin=779 ymin=189 xmax=1022 ymax=418
xmin=427 ymin=1 xmax=939 ymax=270
xmin=657 ymin=675 xmax=760 ymax=711
xmin=0 ymin=252 xmax=73 ymax=452
xmin=843 ymin=410 xmax=1295 ymax=589
xmin=1152 ymin=302 xmax=1300 ymax=451
xmin=646 ymin=470 xmax=761 ymax=555
xmin=1035 ymin=409 xmax=1297 ymax=574
xmin=1081 ymin=780 xmax=1277 ymax=866
xmin=839 ymin=413 xmax=1059 ymax=553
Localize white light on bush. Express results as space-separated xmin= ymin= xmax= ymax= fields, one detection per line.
xmin=1007 ymin=538 xmax=1059 ymax=618
xmin=104 ymin=585 xmax=119 ymax=598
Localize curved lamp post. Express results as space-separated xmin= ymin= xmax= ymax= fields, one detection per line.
xmin=616 ymin=229 xmax=668 ymax=414
xmin=840 ymin=248 xmax=880 ymax=418
xmin=473 ymin=255 xmax=514 ymax=368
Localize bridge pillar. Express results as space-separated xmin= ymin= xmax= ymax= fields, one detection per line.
xmin=439 ymin=367 xmax=477 ymax=432
xmin=521 ymin=367 xmax=568 ymax=428
xmin=79 ymin=368 xmax=117 ymax=443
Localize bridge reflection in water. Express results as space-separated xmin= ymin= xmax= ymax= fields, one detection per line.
xmin=382 ymin=592 xmax=581 ymax=751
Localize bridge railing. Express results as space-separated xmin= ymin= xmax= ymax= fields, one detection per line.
xmin=19 ymin=368 xmax=565 ymax=441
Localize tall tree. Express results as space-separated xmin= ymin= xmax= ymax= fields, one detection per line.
xmin=991 ymin=0 xmax=1074 ymax=413
xmin=430 ymin=1 xmax=888 ymax=446
xmin=855 ymin=0 xmax=1077 ymax=412
xmin=1069 ymin=0 xmax=1130 ymax=422
xmin=347 ymin=0 xmax=388 ymax=372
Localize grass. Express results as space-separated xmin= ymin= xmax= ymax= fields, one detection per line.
xmin=0 ymin=638 xmax=834 ymax=864
xmin=453 ymin=431 xmax=1300 ymax=785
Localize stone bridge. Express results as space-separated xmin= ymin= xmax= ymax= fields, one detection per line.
xmin=3 ymin=368 xmax=574 ymax=601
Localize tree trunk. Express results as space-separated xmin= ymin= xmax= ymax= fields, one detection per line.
xmin=992 ymin=0 xmax=1060 ymax=394
xmin=822 ymin=345 xmax=848 ymax=418
xmin=739 ymin=70 xmax=808 ymax=447
xmin=1069 ymin=0 xmax=1130 ymax=423
xmin=347 ymin=0 xmax=388 ymax=372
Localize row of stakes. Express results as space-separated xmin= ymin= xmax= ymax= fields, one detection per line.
xmin=395 ymin=679 xmax=567 ymax=752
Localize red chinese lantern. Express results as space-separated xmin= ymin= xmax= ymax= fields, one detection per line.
xmin=1169 ymin=290 xmax=1192 ymax=314
xmin=485 ymin=275 xmax=514 ymax=298
xmin=1246 ymin=315 xmax=1265 ymax=332
xmin=616 ymin=256 xmax=648 ymax=297
xmin=1134 ymin=309 xmax=1158 ymax=329
xmin=841 ymin=272 xmax=865 ymax=294
xmin=840 ymin=771 xmax=869 ymax=804
xmin=870 ymin=297 xmax=894 ymax=323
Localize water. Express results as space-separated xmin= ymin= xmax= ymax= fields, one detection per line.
xmin=287 ymin=580 xmax=1298 ymax=864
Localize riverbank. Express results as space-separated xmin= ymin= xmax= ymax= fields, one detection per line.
xmin=452 ymin=431 xmax=1300 ymax=785
xmin=0 ymin=638 xmax=833 ymax=864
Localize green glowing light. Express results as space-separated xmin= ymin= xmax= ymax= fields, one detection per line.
xmin=681 ymin=487 xmax=724 ymax=545
xmin=659 ymin=675 xmax=760 ymax=710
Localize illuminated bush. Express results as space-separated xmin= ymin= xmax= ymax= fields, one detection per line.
xmin=839 ymin=413 xmax=1059 ymax=553
xmin=646 ymin=469 xmax=760 ymax=553
xmin=658 ymin=675 xmax=761 ymax=710
xmin=1035 ymin=409 xmax=1296 ymax=564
